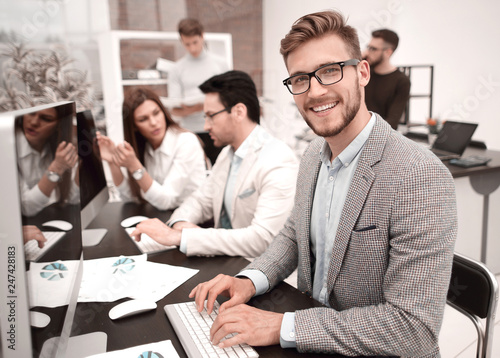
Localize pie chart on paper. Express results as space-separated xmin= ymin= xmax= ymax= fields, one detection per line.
xmin=39 ymin=262 xmax=68 ymax=281
xmin=137 ymin=352 xmax=164 ymax=358
xmin=112 ymin=257 xmax=136 ymax=274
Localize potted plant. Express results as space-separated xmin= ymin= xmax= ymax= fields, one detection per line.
xmin=0 ymin=41 xmax=93 ymax=112
xmin=426 ymin=118 xmax=442 ymax=146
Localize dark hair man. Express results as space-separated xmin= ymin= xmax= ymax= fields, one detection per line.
xmin=130 ymin=70 xmax=298 ymax=259
xmin=363 ymin=28 xmax=411 ymax=130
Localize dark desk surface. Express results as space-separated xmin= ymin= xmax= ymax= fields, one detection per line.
xmin=73 ymin=202 xmax=329 ymax=358
xmin=444 ymin=146 xmax=500 ymax=179
xmin=404 ymin=132 xmax=500 ymax=178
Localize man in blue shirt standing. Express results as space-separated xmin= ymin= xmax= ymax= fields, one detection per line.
xmin=189 ymin=10 xmax=457 ymax=357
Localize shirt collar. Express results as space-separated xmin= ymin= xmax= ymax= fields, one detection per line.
xmin=188 ymin=48 xmax=208 ymax=61
xmin=16 ymin=129 xmax=50 ymax=159
xmin=229 ymin=125 xmax=260 ymax=161
xmin=145 ymin=127 xmax=175 ymax=157
xmin=319 ymin=113 xmax=377 ymax=167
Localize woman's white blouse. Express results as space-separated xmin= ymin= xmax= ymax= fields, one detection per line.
xmin=117 ymin=128 xmax=207 ymax=210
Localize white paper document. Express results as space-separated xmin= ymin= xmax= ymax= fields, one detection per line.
xmin=27 ymin=260 xmax=80 ymax=308
xmin=78 ymin=254 xmax=148 ymax=302
xmin=28 ymin=254 xmax=199 ymax=308
xmin=86 ymin=339 xmax=180 ymax=358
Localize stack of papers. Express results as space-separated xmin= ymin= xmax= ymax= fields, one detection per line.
xmin=27 ymin=254 xmax=199 ymax=308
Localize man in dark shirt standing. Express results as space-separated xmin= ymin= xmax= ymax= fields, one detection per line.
xmin=363 ymin=29 xmax=410 ymax=130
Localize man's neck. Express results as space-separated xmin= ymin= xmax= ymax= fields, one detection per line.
xmin=231 ymin=122 xmax=258 ymax=151
xmin=325 ymin=109 xmax=371 ymax=160
xmin=373 ymin=61 xmax=397 ymax=75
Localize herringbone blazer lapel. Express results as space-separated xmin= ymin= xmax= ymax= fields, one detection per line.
xmin=326 ymin=115 xmax=389 ymax=293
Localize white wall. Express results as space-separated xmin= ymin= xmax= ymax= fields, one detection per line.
xmin=263 ymin=0 xmax=500 ymax=150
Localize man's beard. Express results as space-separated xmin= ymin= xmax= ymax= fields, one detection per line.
xmin=366 ymin=54 xmax=383 ymax=69
xmin=300 ymin=86 xmax=362 ymax=138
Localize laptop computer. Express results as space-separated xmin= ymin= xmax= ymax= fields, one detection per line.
xmin=430 ymin=121 xmax=478 ymax=160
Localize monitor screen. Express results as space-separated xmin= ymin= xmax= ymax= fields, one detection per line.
xmin=76 ymin=110 xmax=109 ymax=234
xmin=0 ymin=102 xmax=84 ymax=357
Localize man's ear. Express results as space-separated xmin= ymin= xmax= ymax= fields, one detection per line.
xmin=232 ymin=103 xmax=247 ymax=121
xmin=358 ymin=60 xmax=370 ymax=87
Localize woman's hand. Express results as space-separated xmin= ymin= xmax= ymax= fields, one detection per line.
xmin=96 ymin=131 xmax=116 ymax=163
xmin=114 ymin=141 xmax=142 ymax=172
xmin=49 ymin=141 xmax=78 ymax=174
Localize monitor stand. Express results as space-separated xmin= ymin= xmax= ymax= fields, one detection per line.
xmin=82 ymin=228 xmax=108 ymax=247
xmin=40 ymin=332 xmax=107 ymax=358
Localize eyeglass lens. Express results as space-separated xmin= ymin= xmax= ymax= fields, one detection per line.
xmin=287 ymin=63 xmax=343 ymax=94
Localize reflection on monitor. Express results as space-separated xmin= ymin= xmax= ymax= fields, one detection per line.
xmin=76 ymin=110 xmax=109 ymax=247
xmin=0 ymin=102 xmax=85 ymax=357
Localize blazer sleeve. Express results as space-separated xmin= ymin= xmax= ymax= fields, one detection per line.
xmin=293 ymin=158 xmax=457 ymax=357
xmin=167 ymin=169 xmax=218 ymax=226
xmin=181 ymin=147 xmax=298 ymax=258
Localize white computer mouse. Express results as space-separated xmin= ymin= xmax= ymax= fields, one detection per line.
xmin=30 ymin=311 xmax=51 ymax=328
xmin=120 ymin=215 xmax=149 ymax=228
xmin=108 ymin=299 xmax=157 ymax=320
xmin=42 ymin=220 xmax=73 ymax=231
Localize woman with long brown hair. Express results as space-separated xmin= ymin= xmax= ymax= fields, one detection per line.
xmin=16 ymin=104 xmax=79 ymax=217
xmin=97 ymin=87 xmax=206 ymax=210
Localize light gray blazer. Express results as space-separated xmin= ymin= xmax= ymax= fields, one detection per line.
xmin=246 ymin=116 xmax=457 ymax=357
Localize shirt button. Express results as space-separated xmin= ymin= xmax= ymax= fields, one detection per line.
xmin=329 ymin=176 xmax=334 ymax=181
xmin=344 ymin=162 xmax=349 ymax=167
xmin=289 ymin=332 xmax=295 ymax=338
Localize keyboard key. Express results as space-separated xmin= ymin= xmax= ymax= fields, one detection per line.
xmin=164 ymin=301 xmax=259 ymax=358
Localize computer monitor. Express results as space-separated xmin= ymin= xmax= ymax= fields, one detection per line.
xmin=76 ymin=110 xmax=109 ymax=247
xmin=0 ymin=102 xmax=106 ymax=357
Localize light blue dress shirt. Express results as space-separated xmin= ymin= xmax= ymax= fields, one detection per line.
xmin=239 ymin=114 xmax=376 ymax=348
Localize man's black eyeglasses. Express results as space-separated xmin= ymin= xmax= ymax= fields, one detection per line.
xmin=204 ymin=107 xmax=231 ymax=122
xmin=282 ymin=59 xmax=360 ymax=95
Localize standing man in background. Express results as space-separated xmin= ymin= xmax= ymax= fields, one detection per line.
xmin=168 ymin=18 xmax=229 ymax=164
xmin=363 ymin=29 xmax=410 ymax=130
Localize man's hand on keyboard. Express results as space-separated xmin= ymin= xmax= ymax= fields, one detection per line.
xmin=23 ymin=225 xmax=47 ymax=248
xmin=130 ymin=218 xmax=181 ymax=246
xmin=211 ymin=304 xmax=283 ymax=348
xmin=189 ymin=274 xmax=256 ymax=315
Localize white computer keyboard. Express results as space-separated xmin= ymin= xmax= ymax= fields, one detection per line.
xmin=24 ymin=231 xmax=65 ymax=262
xmin=164 ymin=301 xmax=259 ymax=358
xmin=125 ymin=227 xmax=176 ymax=254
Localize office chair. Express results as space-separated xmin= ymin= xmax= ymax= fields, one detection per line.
xmin=447 ymin=252 xmax=499 ymax=358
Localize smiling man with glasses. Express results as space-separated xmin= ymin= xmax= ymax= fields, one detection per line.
xmin=130 ymin=70 xmax=298 ymax=259
xmin=190 ymin=10 xmax=457 ymax=357
xmin=363 ymin=28 xmax=411 ymax=130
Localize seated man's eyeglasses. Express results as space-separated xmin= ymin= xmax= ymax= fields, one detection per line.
xmin=282 ymin=59 xmax=360 ymax=95
xmin=204 ymin=106 xmax=232 ymax=122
